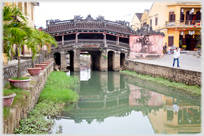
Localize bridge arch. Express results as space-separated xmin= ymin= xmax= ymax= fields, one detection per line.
xmin=54 ymin=52 xmax=61 ymax=66
xmin=108 ymin=51 xmax=115 ymax=71
xmin=120 ymin=53 xmax=125 ymax=68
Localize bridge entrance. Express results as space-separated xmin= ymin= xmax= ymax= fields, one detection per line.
xmin=54 ymin=52 xmax=61 ymax=66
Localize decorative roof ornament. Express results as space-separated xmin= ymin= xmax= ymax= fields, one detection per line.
xmin=85 ymin=14 xmax=94 ymax=21
xmin=74 ymin=15 xmax=83 ymax=22
xmin=115 ymin=20 xmax=129 ymax=26
xmin=96 ymin=15 xmax=104 ymax=21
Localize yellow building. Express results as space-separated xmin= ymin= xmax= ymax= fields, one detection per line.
xmin=131 ymin=13 xmax=143 ymax=30
xmin=132 ymin=2 xmax=202 ymax=51
xmin=3 ymin=2 xmax=39 ymax=58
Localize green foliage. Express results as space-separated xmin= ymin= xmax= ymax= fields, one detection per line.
xmin=38 ymin=71 xmax=79 ymax=103
xmin=3 ymin=107 xmax=11 ymax=120
xmin=14 ymin=115 xmax=54 ymax=134
xmin=3 ymin=89 xmax=14 ymax=96
xmin=10 ymin=77 xmax=30 ymax=80
xmin=14 ymin=71 xmax=79 ymax=134
xmin=102 ymin=54 xmax=108 ymax=59
xmin=120 ymin=70 xmax=201 ymax=97
xmin=29 ymin=100 xmax=65 ymax=117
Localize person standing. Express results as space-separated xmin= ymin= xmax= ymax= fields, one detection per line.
xmin=172 ymin=47 xmax=180 ymax=67
xmin=164 ymin=43 xmax=168 ymax=54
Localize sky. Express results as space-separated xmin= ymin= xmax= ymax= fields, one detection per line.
xmin=34 ymin=1 xmax=153 ymax=28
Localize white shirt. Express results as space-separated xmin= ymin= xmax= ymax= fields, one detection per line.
xmin=173 ymin=49 xmax=180 ymax=58
xmin=173 ymin=104 xmax=179 ymax=112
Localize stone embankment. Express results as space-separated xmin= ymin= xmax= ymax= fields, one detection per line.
xmin=124 ymin=60 xmax=201 ymax=86
xmin=3 ymin=62 xmax=53 ymax=134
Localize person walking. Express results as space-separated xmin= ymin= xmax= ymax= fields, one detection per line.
xmin=172 ymin=47 xmax=180 ymax=67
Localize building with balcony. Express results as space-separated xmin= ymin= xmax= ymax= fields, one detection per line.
xmin=131 ymin=2 xmax=202 ymax=51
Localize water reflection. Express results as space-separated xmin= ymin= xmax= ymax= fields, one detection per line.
xmin=54 ymin=66 xmax=201 ymax=134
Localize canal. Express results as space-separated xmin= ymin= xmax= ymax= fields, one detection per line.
xmin=51 ymin=66 xmax=201 ymax=134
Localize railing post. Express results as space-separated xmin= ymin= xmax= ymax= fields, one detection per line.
xmin=76 ymin=32 xmax=79 ymax=44
xmin=116 ymin=35 xmax=119 ymax=46
xmin=103 ymin=31 xmax=106 ymax=44
xmin=62 ymin=35 xmax=64 ymax=45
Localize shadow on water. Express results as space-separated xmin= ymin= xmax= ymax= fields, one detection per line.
xmin=54 ymin=66 xmax=201 ymax=134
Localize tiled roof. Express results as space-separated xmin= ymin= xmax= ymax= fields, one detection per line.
xmin=135 ymin=13 xmax=143 ymax=21
xmin=47 ymin=20 xmax=137 ymax=35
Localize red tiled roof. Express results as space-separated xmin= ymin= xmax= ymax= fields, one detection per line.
xmin=135 ymin=13 xmax=143 ymax=21
xmin=47 ymin=21 xmax=137 ymax=35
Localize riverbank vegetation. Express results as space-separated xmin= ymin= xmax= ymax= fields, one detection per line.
xmin=14 ymin=71 xmax=79 ymax=134
xmin=120 ymin=70 xmax=201 ymax=97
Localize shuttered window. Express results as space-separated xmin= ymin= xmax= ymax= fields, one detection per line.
xmin=150 ymin=19 xmax=152 ymax=27
xmin=180 ymin=12 xmax=184 ymax=22
xmin=169 ymin=12 xmax=175 ymax=22
xmin=155 ymin=18 xmax=158 ymax=26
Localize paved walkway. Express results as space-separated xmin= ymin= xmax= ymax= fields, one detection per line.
xmin=127 ymin=54 xmax=202 ymax=72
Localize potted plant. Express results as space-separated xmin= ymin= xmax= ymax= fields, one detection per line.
xmin=182 ymin=45 xmax=186 ymax=50
xmin=26 ymin=29 xmax=43 ymax=76
xmin=3 ymin=89 xmax=16 ymax=107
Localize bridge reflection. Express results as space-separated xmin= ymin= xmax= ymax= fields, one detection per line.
xmin=61 ymin=68 xmax=201 ymax=134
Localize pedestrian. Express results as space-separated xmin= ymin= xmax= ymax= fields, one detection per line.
xmin=172 ymin=47 xmax=180 ymax=67
xmin=168 ymin=46 xmax=171 ymax=55
xmin=164 ymin=43 xmax=167 ymax=54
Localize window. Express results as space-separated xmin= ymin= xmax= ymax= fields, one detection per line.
xmin=24 ymin=2 xmax=27 ymax=15
xmin=155 ymin=18 xmax=158 ymax=26
xmin=150 ymin=19 xmax=152 ymax=27
xmin=169 ymin=12 xmax=175 ymax=22
xmin=196 ymin=11 xmax=201 ymax=20
xmin=180 ymin=12 xmax=184 ymax=22
xmin=18 ymin=2 xmax=22 ymax=12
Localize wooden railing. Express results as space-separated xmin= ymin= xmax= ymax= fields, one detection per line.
xmin=78 ymin=39 xmax=104 ymax=44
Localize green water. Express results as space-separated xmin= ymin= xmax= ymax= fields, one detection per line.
xmin=52 ymin=67 xmax=201 ymax=134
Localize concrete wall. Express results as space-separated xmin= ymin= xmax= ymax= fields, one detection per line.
xmin=3 ymin=62 xmax=53 ymax=134
xmin=125 ymin=60 xmax=201 ymax=86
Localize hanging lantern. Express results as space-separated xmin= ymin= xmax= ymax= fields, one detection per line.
xmin=190 ymin=27 xmax=193 ymax=29
xmin=175 ymin=29 xmax=177 ymax=31
xmin=197 ymin=23 xmax=200 ymax=26
xmin=187 ymin=28 xmax=189 ymax=30
xmin=178 ymin=30 xmax=180 ymax=31
xmin=170 ymin=28 xmax=172 ymax=30
xmin=183 ymin=29 xmax=186 ymax=31
xmin=173 ymin=29 xmax=174 ymax=31
xmin=194 ymin=25 xmax=196 ymax=28
xmin=181 ymin=30 xmax=183 ymax=31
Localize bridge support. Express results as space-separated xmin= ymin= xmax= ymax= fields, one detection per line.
xmin=100 ymin=51 xmax=108 ymax=71
xmin=74 ymin=49 xmax=80 ymax=71
xmin=113 ymin=51 xmax=120 ymax=71
xmin=60 ymin=51 xmax=67 ymax=71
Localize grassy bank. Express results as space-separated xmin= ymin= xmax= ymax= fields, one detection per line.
xmin=120 ymin=70 xmax=201 ymax=97
xmin=14 ymin=71 xmax=79 ymax=134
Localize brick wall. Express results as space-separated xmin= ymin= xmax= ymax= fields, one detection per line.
xmin=125 ymin=60 xmax=201 ymax=86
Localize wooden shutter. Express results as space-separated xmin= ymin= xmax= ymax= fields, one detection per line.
xmin=168 ymin=36 xmax=174 ymax=47
xmin=180 ymin=12 xmax=184 ymax=22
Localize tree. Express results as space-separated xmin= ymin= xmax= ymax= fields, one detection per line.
xmin=4 ymin=27 xmax=30 ymax=78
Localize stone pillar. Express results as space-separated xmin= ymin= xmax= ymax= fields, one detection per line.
xmin=60 ymin=51 xmax=67 ymax=71
xmin=103 ymin=31 xmax=106 ymax=44
xmin=74 ymin=49 xmax=80 ymax=71
xmin=116 ymin=35 xmax=119 ymax=46
xmin=100 ymin=50 xmax=108 ymax=71
xmin=62 ymin=35 xmax=64 ymax=45
xmin=113 ymin=51 xmax=120 ymax=71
